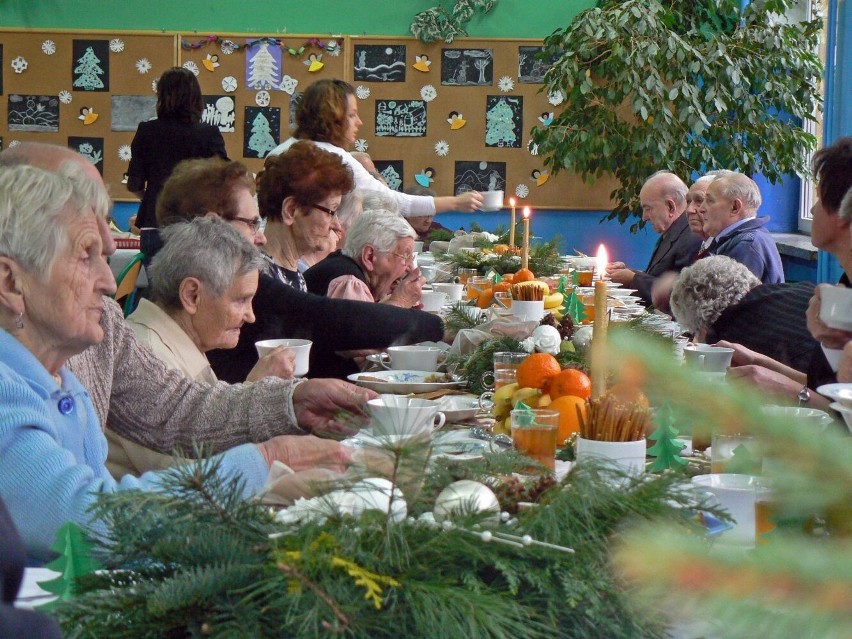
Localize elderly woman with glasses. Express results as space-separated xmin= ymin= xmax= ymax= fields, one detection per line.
xmin=257 ymin=140 xmax=354 ymax=291
xmin=305 ymin=210 xmax=424 ymax=308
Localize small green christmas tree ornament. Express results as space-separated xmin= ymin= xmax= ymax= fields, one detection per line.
xmin=647 ymin=405 xmax=688 ymax=472
xmin=492 ymin=271 xmax=503 ymax=284
xmin=556 ymin=275 xmax=568 ymax=295
xmin=37 ymin=521 xmax=103 ymax=610
xmin=563 ymin=288 xmax=586 ymax=323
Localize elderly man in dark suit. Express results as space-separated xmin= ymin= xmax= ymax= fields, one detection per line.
xmin=607 ymin=171 xmax=701 ymax=305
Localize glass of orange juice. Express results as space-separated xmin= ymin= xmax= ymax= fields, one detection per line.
xmin=457 ymin=268 xmax=478 ymax=287
xmin=511 ymin=408 xmax=559 ymax=471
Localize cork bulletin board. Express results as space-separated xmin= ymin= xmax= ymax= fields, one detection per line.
xmin=177 ymin=33 xmax=349 ymax=175
xmin=347 ymin=36 xmax=616 ymax=210
xmin=0 ymin=30 xmax=177 ymax=197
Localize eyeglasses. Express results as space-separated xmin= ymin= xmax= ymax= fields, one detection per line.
xmin=311 ymin=203 xmax=339 ymax=217
xmin=383 ymin=251 xmax=415 ymax=265
xmin=231 ymin=216 xmax=264 ymax=234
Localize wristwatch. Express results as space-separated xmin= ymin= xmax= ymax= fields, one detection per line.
xmin=797 ymin=386 xmax=811 ymax=406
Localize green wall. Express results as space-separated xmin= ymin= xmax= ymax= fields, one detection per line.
xmin=0 ymin=1 xmax=593 ymax=38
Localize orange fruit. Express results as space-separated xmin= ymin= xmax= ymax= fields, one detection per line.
xmin=501 ymin=273 xmax=516 ymax=284
xmin=493 ymin=281 xmax=512 ymax=294
xmin=513 ymin=268 xmax=535 ymax=283
xmin=475 ymin=289 xmax=494 ymax=309
xmin=548 ymin=395 xmax=587 ymax=445
xmin=607 ymin=382 xmax=649 ymax=408
xmin=548 ymin=368 xmax=592 ymax=400
xmin=516 ymin=353 xmax=561 ymax=390
xmin=493 ymin=244 xmax=511 ymax=255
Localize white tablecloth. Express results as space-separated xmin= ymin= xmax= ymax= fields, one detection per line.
xmin=109 ymin=248 xmax=148 ymax=287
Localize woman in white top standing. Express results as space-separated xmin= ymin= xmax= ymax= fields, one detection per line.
xmin=270 ymin=79 xmax=482 ymax=217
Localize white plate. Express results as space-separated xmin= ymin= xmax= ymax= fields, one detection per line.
xmin=348 ymin=370 xmax=465 ymax=394
xmin=762 ymin=405 xmax=835 ymax=431
xmin=430 ymin=430 xmax=498 ymax=461
xmin=829 ymin=403 xmax=852 ymax=434
xmin=608 ymin=288 xmax=637 ymax=297
xmin=435 ymin=394 xmax=481 ymax=421
xmin=817 ymin=383 xmax=852 ymax=402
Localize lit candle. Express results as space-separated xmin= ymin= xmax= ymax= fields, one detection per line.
xmin=591 ymin=244 xmax=609 ymax=398
xmin=509 ymin=197 xmax=517 ymax=248
xmin=521 ymin=207 xmax=531 ymax=270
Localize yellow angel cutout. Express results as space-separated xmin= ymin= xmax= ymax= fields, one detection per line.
xmin=78 ymin=107 xmax=98 ymax=125
xmin=532 ymin=169 xmax=550 ymax=187
xmin=202 ymin=54 xmax=220 ymax=72
xmin=304 ymin=53 xmax=324 ymax=73
xmin=413 ymin=54 xmax=431 ymax=73
xmin=447 ymin=111 xmax=466 ymax=130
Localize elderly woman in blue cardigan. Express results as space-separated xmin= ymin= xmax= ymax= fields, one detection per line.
xmin=0 ymin=163 xmax=349 ymax=563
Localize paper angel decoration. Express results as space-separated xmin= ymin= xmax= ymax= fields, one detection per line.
xmin=413 ymin=54 xmax=431 ymax=72
xmin=447 ymin=111 xmax=466 ymax=130
xmin=78 ymin=107 xmax=99 ymax=125
xmin=305 ymin=54 xmax=324 ymax=73
xmin=202 ymin=54 xmax=220 ymax=72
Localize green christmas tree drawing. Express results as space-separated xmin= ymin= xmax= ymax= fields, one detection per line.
xmin=485 ymin=99 xmax=517 ymax=146
xmin=647 ymin=405 xmax=688 ymax=472
xmin=37 ymin=522 xmax=102 ymax=610
xmin=73 ymin=47 xmax=105 ymax=90
xmin=248 ymin=112 xmax=276 ymax=158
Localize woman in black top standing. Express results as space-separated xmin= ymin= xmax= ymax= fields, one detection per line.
xmin=127 ymin=67 xmax=227 ymax=229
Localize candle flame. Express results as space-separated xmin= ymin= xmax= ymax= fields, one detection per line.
xmin=509 ymin=197 xmax=516 ymax=206
xmin=596 ymin=244 xmax=608 ymax=276
xmin=523 ymin=206 xmax=531 ymax=219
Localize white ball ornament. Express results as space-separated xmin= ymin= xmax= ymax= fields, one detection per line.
xmin=531 ymin=324 xmax=562 ymax=355
xmin=433 ymin=480 xmax=500 ymax=522
xmin=572 ymin=325 xmax=594 ymax=350
xmin=350 ymin=478 xmax=407 ymax=522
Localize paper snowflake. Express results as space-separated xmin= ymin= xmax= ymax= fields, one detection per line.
xmin=279 ymin=75 xmax=298 ymax=95
xmin=326 ymin=40 xmax=341 ymax=57
xmin=136 ymin=58 xmax=152 ymax=74
xmin=420 ymin=84 xmax=437 ymax=102
xmin=118 ymin=145 xmax=132 ymax=162
xmin=515 ymin=184 xmax=530 ymax=198
xmin=41 ymin=40 xmax=56 ymax=55
xmin=255 ymin=90 xmax=271 ymax=107
xmin=109 ymin=39 xmax=125 ymax=53
xmin=221 ymin=40 xmax=237 ymax=55
xmin=222 ymin=76 xmax=238 ymax=92
xmin=11 ymin=56 xmax=28 ymax=74
xmin=548 ymin=89 xmax=565 ymax=106
xmin=354 ymin=139 xmax=369 ymax=153
xmin=528 ymin=141 xmax=539 ymax=156
xmin=355 ymin=85 xmax=371 ymax=100
xmin=151 ymin=80 xmax=158 ymax=93
xmin=498 ymin=76 xmax=515 ymax=92
xmin=58 ymin=91 xmax=72 ymax=105
xmin=435 ymin=140 xmax=450 ymax=157
xmin=182 ymin=61 xmax=199 ymax=76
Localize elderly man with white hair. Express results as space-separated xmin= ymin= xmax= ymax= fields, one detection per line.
xmin=700 ymin=172 xmax=784 ymax=284
xmin=607 ymin=171 xmax=701 ymax=305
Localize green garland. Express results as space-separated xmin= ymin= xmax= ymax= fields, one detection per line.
xmin=439 ymin=238 xmax=563 ymax=278
xmin=410 ymin=0 xmax=499 ymax=44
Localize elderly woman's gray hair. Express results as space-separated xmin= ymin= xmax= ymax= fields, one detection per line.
xmin=710 ymin=173 xmax=762 ymax=212
xmin=670 ymin=255 xmax=761 ymax=336
xmin=342 ymin=209 xmax=415 ymax=259
xmin=360 ymin=191 xmax=401 ymax=215
xmin=0 ymin=163 xmax=95 ymax=277
xmin=149 ymin=216 xmax=265 ymax=311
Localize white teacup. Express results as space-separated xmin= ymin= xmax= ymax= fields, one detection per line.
xmin=512 ymin=300 xmax=545 ymax=322
xmin=683 ymin=344 xmax=734 ymax=372
xmin=255 ymin=338 xmax=312 ymax=377
xmin=413 ymin=241 xmax=424 ymax=253
xmin=433 ymin=282 xmax=464 ymax=302
xmin=381 ymin=345 xmax=445 ymax=372
xmin=480 ymin=190 xmax=504 ymax=211
xmin=367 ymin=397 xmax=446 ymax=439
xmin=575 ymin=437 xmax=646 ymax=475
xmin=420 ymin=290 xmax=447 ymax=312
xmin=692 ymin=473 xmax=761 ymax=546
xmin=818 ymin=285 xmax=852 ymax=331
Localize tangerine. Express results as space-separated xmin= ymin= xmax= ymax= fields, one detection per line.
xmin=501 ymin=273 xmax=516 ymax=284
xmin=493 ymin=280 xmax=512 ymax=294
xmin=513 ymin=268 xmax=535 ymax=283
xmin=516 ymin=353 xmax=561 ymax=390
xmin=548 ymin=368 xmax=592 ymax=400
xmin=493 ymin=244 xmax=511 ymax=255
xmin=607 ymin=382 xmax=649 ymax=408
xmin=548 ymin=395 xmax=587 ymax=444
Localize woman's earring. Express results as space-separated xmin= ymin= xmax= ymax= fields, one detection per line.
xmin=14 ymin=311 xmax=24 ymax=330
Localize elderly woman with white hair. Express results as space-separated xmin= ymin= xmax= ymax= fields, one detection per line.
xmin=304 ymin=210 xmax=425 ymax=308
xmin=671 ymin=255 xmax=817 ymax=373
xmin=0 ymin=164 xmax=349 ymax=562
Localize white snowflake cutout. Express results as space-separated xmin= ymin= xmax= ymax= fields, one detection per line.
xmin=498 ymin=76 xmax=515 ymax=92
xmin=182 ymin=61 xmax=199 ymax=76
xmin=434 ymin=140 xmax=450 ymax=157
xmin=41 ymin=40 xmax=56 ymax=55
xmin=58 ymin=91 xmax=72 ymax=105
xmin=420 ymin=84 xmax=437 ymax=102
xmin=255 ymin=90 xmax=271 ymax=107
xmin=118 ymin=145 xmax=132 ymax=162
xmin=151 ymin=80 xmax=158 ymax=93
xmin=222 ymin=76 xmax=238 ymax=92
xmin=515 ymin=184 xmax=530 ymax=198
xmin=354 ymin=139 xmax=369 ymax=153
xmin=355 ymin=85 xmax=371 ymax=100
xmin=220 ymin=40 xmax=237 ymax=55
xmin=136 ymin=58 xmax=152 ymax=74
xmin=548 ymin=89 xmax=565 ymax=106
xmin=326 ymin=40 xmax=341 ymax=57
xmin=11 ymin=56 xmax=28 ymax=74
xmin=109 ymin=39 xmax=125 ymax=53
xmin=279 ymin=75 xmax=298 ymax=95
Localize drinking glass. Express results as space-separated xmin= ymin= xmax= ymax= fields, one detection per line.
xmin=511 ymin=408 xmax=559 ymax=471
xmin=457 ymin=267 xmax=478 ymax=287
xmin=711 ymin=433 xmax=760 ymax=474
